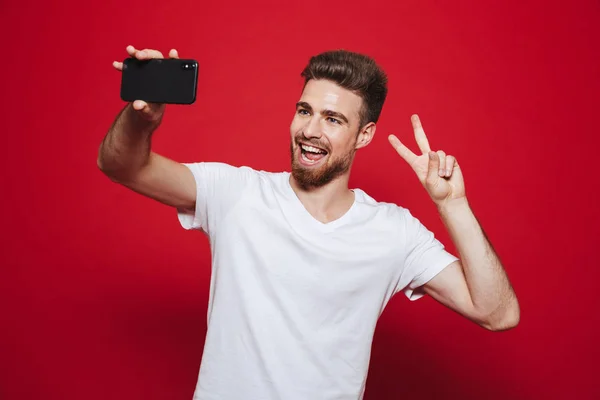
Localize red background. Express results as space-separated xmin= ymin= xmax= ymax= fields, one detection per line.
xmin=2 ymin=1 xmax=599 ymax=399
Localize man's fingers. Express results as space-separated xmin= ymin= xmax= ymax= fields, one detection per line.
xmin=119 ymin=46 xmax=177 ymax=71
xmin=388 ymin=134 xmax=417 ymax=164
xmin=437 ymin=150 xmax=446 ymax=177
xmin=137 ymin=48 xmax=164 ymax=59
xmin=126 ymin=45 xmax=164 ymax=60
xmin=126 ymin=45 xmax=137 ymax=57
xmin=427 ymin=151 xmax=440 ymax=185
xmin=445 ymin=155 xmax=456 ymax=177
xmin=411 ymin=114 xmax=432 ymax=155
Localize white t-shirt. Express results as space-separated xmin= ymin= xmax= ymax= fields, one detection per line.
xmin=177 ymin=162 xmax=458 ymax=400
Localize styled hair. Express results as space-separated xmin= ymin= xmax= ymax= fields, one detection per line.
xmin=300 ymin=49 xmax=388 ymax=128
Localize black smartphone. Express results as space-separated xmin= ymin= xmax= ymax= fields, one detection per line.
xmin=120 ymin=57 xmax=199 ymax=104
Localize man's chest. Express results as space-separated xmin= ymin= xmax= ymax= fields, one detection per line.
xmin=213 ymin=198 xmax=404 ymax=307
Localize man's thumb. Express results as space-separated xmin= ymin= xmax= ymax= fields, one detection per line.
xmin=133 ymin=100 xmax=164 ymax=122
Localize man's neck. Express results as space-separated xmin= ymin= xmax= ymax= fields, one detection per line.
xmin=289 ymin=173 xmax=355 ymax=224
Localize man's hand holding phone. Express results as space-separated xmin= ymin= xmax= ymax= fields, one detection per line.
xmin=113 ymin=45 xmax=187 ymax=122
xmin=99 ymin=45 xmax=198 ymax=211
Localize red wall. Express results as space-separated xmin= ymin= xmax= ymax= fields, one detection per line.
xmin=2 ymin=1 xmax=599 ymax=399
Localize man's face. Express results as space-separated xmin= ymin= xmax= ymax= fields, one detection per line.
xmin=289 ymin=79 xmax=365 ymax=189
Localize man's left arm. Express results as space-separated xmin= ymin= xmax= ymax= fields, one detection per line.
xmin=424 ymin=198 xmax=519 ymax=331
xmin=389 ymin=114 xmax=519 ymax=331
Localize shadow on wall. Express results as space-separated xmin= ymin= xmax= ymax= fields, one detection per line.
xmin=111 ymin=286 xmax=208 ymax=399
xmin=365 ymin=299 xmax=524 ymax=400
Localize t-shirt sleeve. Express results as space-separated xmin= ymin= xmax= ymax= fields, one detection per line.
xmin=176 ymin=162 xmax=254 ymax=235
xmin=395 ymin=208 xmax=459 ymax=301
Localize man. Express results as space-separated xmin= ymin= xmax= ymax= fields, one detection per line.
xmin=99 ymin=45 xmax=519 ymax=400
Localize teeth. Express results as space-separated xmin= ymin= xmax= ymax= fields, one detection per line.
xmin=301 ymin=144 xmax=325 ymax=154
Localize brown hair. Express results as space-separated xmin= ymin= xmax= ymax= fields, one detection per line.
xmin=300 ymin=49 xmax=388 ymax=128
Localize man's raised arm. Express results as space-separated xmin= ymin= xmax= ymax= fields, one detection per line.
xmin=97 ymin=45 xmax=196 ymax=210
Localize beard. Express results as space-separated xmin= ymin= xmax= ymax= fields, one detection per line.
xmin=290 ymin=139 xmax=356 ymax=190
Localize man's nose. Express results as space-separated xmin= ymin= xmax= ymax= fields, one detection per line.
xmin=303 ymin=117 xmax=322 ymax=139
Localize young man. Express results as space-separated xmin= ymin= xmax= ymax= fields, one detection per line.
xmin=99 ymin=45 xmax=519 ymax=400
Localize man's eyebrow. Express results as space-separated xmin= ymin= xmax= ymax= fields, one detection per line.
xmin=296 ymin=102 xmax=312 ymax=112
xmin=322 ymin=109 xmax=348 ymax=124
xmin=296 ymin=102 xmax=349 ymax=124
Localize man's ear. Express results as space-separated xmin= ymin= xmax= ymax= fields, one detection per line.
xmin=355 ymin=122 xmax=376 ymax=150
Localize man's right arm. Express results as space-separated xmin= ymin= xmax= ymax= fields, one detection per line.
xmin=97 ymin=46 xmax=196 ymax=211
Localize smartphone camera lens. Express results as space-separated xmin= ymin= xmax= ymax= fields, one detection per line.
xmin=181 ymin=62 xmax=195 ymax=70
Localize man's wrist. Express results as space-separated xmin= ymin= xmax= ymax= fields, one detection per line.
xmin=436 ymin=196 xmax=470 ymax=216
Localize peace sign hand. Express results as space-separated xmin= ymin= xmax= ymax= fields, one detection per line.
xmin=388 ymin=115 xmax=466 ymax=207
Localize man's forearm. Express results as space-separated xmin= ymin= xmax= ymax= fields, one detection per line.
xmin=97 ymin=104 xmax=161 ymax=181
xmin=437 ymin=197 xmax=519 ymax=328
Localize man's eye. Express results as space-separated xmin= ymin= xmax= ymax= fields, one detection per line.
xmin=327 ymin=117 xmax=340 ymax=124
xmin=298 ymin=109 xmax=309 ymax=115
